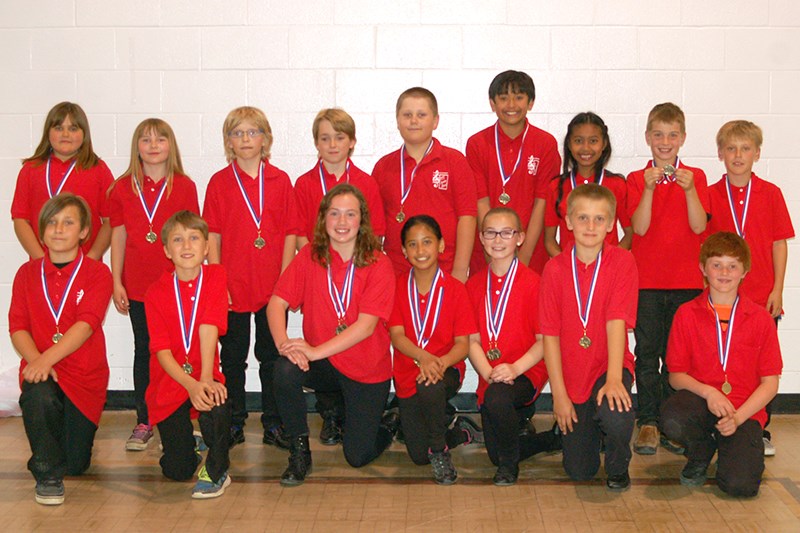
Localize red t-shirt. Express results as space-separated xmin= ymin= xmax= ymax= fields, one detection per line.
xmin=466 ymin=261 xmax=549 ymax=405
xmin=465 ymin=121 xmax=562 ymax=274
xmin=707 ymin=174 xmax=794 ymax=307
xmin=144 ymin=264 xmax=228 ymax=426
xmin=544 ymin=171 xmax=631 ymax=251
xmin=539 ymin=245 xmax=638 ymax=404
xmin=372 ymin=139 xmax=478 ymax=276
xmin=293 ymin=159 xmax=386 ymax=241
xmin=11 ymin=157 xmax=114 ymax=255
xmin=203 ymin=160 xmax=298 ymax=312
xmin=626 ymin=161 xmax=710 ymax=289
xmin=108 ymin=174 xmax=200 ymax=301
xmin=9 ymin=255 xmax=112 ymax=425
xmin=666 ymin=291 xmax=783 ymax=428
xmin=389 ymin=270 xmax=476 ymax=399
xmin=273 ymin=245 xmax=395 ymax=383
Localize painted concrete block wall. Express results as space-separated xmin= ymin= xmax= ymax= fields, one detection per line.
xmin=1 ymin=0 xmax=799 ymax=395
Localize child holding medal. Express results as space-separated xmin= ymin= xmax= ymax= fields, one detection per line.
xmin=540 ymin=184 xmax=638 ymax=491
xmin=389 ymin=214 xmax=479 ymax=485
xmin=660 ymin=232 xmax=782 ymax=497
xmin=10 ymin=193 xmax=113 ymax=505
xmin=544 ymin=112 xmax=631 ymax=258
xmin=267 ymin=184 xmax=396 ymax=486
xmin=144 ymin=211 xmax=232 ymax=499
xmin=12 ymin=102 xmax=114 ymax=260
xmin=108 ymin=118 xmax=200 ymax=451
xmin=466 ymin=207 xmax=555 ymax=486
xmin=203 ymin=106 xmax=297 ymax=449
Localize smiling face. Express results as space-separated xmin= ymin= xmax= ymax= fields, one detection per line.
xmin=402 ymin=222 xmax=444 ymax=273
xmin=48 ymin=115 xmax=85 ymax=161
xmin=316 ymin=119 xmax=355 ymax=167
xmin=645 ymin=120 xmax=686 ymax=168
xmin=137 ymin=127 xmax=170 ymax=169
xmin=164 ymin=223 xmax=209 ymax=275
xmin=718 ymin=136 xmax=760 ymax=182
xmin=490 ymin=90 xmax=534 ymax=132
xmin=396 ymin=96 xmax=439 ymax=147
xmin=565 ymin=197 xmax=614 ymax=252
xmin=479 ymin=212 xmax=523 ymax=263
xmin=325 ymin=192 xmax=361 ymax=251
xmin=702 ymin=254 xmax=746 ymax=301
xmin=568 ymin=123 xmax=607 ymax=177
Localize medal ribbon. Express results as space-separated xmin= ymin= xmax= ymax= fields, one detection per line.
xmin=408 ymin=267 xmax=445 ymax=349
xmin=570 ymin=169 xmax=605 ymax=190
xmin=653 ymin=157 xmax=681 ymax=184
xmin=318 ymin=159 xmax=351 ymax=195
xmin=484 ymin=258 xmax=519 ymax=346
xmin=133 ymin=175 xmax=167 ymax=228
xmin=399 ymin=140 xmax=434 ymax=210
xmin=40 ymin=253 xmax=85 ymax=331
xmin=45 ymin=156 xmax=77 ymax=198
xmin=708 ymin=294 xmax=739 ymax=375
xmin=327 ymin=260 xmax=356 ymax=324
xmin=173 ymin=267 xmax=204 ymax=356
xmin=494 ymin=122 xmax=529 ymax=190
xmin=571 ymin=246 xmax=603 ymax=334
xmin=724 ymin=175 xmax=751 ymax=238
xmin=231 ymin=161 xmax=264 ymax=231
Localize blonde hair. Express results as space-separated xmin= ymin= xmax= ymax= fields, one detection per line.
xmin=646 ymin=102 xmax=686 ymax=133
xmin=566 ymin=183 xmax=616 ymax=219
xmin=396 ymin=87 xmax=438 ymax=117
xmin=24 ymin=102 xmax=100 ymax=169
xmin=161 ymin=210 xmax=209 ymax=245
xmin=313 ymin=108 xmax=356 ymax=156
xmin=117 ymin=118 xmax=187 ymax=197
xmin=222 ymin=106 xmax=273 ymax=162
xmin=716 ymin=120 xmax=763 ymax=150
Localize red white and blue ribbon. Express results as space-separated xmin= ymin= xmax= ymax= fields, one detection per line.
xmin=327 ymin=260 xmax=356 ymax=325
xmin=724 ymin=175 xmax=751 ymax=238
xmin=41 ymin=252 xmax=84 ymax=330
xmin=653 ymin=157 xmax=680 ymax=184
xmin=399 ymin=140 xmax=434 ymax=209
xmin=570 ymin=169 xmax=605 ymax=189
xmin=408 ymin=267 xmax=445 ymax=349
xmin=708 ymin=293 xmax=739 ymax=374
xmin=133 ymin=175 xmax=167 ymax=228
xmin=174 ymin=267 xmax=204 ymax=356
xmin=231 ymin=161 xmax=264 ymax=231
xmin=45 ymin=156 xmax=77 ymax=198
xmin=484 ymin=258 xmax=519 ymax=346
xmin=494 ymin=122 xmax=529 ymax=190
xmin=571 ymin=246 xmax=603 ymax=334
xmin=318 ymin=159 xmax=351 ymax=195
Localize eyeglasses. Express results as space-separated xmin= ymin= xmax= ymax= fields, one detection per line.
xmin=481 ymin=229 xmax=518 ymax=240
xmin=228 ymin=129 xmax=264 ymax=139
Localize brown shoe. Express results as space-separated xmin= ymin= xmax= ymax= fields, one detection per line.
xmin=634 ymin=424 xmax=659 ymax=455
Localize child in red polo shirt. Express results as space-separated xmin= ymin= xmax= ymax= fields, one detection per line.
xmin=465 ymin=70 xmax=561 ymax=274
xmin=544 ymin=112 xmax=632 ymax=257
xmin=12 ymin=102 xmax=114 ymax=260
xmin=661 ymin=232 xmax=782 ymax=497
xmin=372 ymin=87 xmax=477 ymax=283
xmin=467 ymin=207 xmax=557 ymax=486
xmin=627 ymin=103 xmax=710 ymax=455
xmin=267 ymin=184 xmax=396 ymax=486
xmin=541 ymin=184 xmax=638 ymax=491
xmin=707 ymin=121 xmax=794 ymax=455
xmin=203 ymin=106 xmax=297 ymax=449
xmin=145 ymin=211 xmax=232 ymax=499
xmin=9 ymin=193 xmax=113 ymax=505
xmin=389 ymin=214 xmax=480 ymax=485
xmin=108 ymin=118 xmax=200 ymax=451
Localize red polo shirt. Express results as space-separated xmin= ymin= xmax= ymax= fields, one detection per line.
xmin=273 ymin=246 xmax=395 ymax=383
xmin=293 ymin=159 xmax=386 ymax=241
xmin=108 ymin=174 xmax=199 ymax=301
xmin=144 ymin=264 xmax=228 ymax=425
xmin=12 ymin=157 xmax=114 ymax=256
xmin=666 ymin=290 xmax=782 ymax=428
xmin=539 ymin=245 xmax=638 ymax=404
xmin=707 ymin=174 xmax=794 ymax=307
xmin=466 ymin=261 xmax=549 ymax=405
xmin=372 ymin=139 xmax=478 ymax=276
xmin=626 ymin=161 xmax=710 ymax=289
xmin=466 ymin=120 xmax=562 ymax=274
xmin=9 ymin=255 xmax=112 ymax=425
xmin=203 ymin=160 xmax=298 ymax=312
xmin=389 ymin=270 xmax=476 ymax=399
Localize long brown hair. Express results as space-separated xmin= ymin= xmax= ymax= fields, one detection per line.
xmin=311 ymin=184 xmax=381 ymax=268
xmin=24 ymin=102 xmax=99 ymax=169
xmin=115 ymin=118 xmax=187 ymax=197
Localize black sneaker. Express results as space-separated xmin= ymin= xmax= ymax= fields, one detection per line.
xmin=660 ymin=435 xmax=686 ymax=455
xmin=428 ymin=448 xmax=457 ymax=485
xmin=381 ymin=409 xmax=402 ymax=439
xmin=680 ymin=460 xmax=709 ymax=487
xmin=263 ymin=425 xmax=291 ymax=450
xmin=281 ymin=435 xmax=312 ymax=487
xmin=492 ymin=464 xmax=519 ymax=486
xmin=454 ymin=415 xmax=484 ymax=445
xmin=606 ymin=471 xmax=631 ymax=492
xmin=319 ymin=414 xmax=343 ymax=446
xmin=229 ymin=425 xmax=245 ymax=447
xmin=35 ymin=479 xmax=65 ymax=505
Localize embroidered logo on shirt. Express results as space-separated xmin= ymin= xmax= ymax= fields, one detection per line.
xmin=76 ymin=289 xmax=84 ymax=305
xmin=527 ymin=156 xmax=539 ymax=175
xmin=432 ymin=170 xmax=449 ymax=191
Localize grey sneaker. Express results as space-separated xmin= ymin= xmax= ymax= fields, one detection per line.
xmin=192 ymin=466 xmax=232 ymax=499
xmin=428 ymin=448 xmax=457 ymax=485
xmin=126 ymin=423 xmax=154 ymax=451
xmin=35 ymin=479 xmax=65 ymax=505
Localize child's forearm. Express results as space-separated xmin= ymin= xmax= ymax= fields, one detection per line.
xmin=684 ymin=188 xmax=707 ymax=234
xmin=390 ymin=327 xmax=431 ymax=364
xmin=476 ymin=197 xmax=490 ymax=231
xmin=311 ymin=313 xmax=379 ymax=360
xmin=733 ymin=375 xmax=780 ymax=426
xmin=452 ymin=215 xmax=476 ymax=282
xmin=669 ymin=371 xmax=717 ymax=399
xmin=38 ymin=322 xmax=94 ymax=367
xmin=772 ymin=239 xmax=788 ymax=294
xmin=605 ymin=319 xmax=626 ymax=382
xmin=11 ymin=330 xmax=42 ymax=364
xmin=266 ymin=296 xmax=290 ymax=346
xmin=519 ymin=199 xmax=545 ymax=265
xmin=198 ymin=324 xmax=219 ymax=382
xmin=156 ymin=349 xmax=197 ymax=391
xmin=543 ymin=226 xmax=561 ymax=257
xmin=110 ymin=226 xmax=126 ymax=283
xmin=511 ymin=335 xmax=544 ymax=376
xmin=618 ymin=226 xmax=633 ymax=250
xmin=207 ymin=233 xmax=222 ymax=264
xmin=87 ymin=218 xmax=112 ymax=260
xmin=543 ymin=335 xmax=568 ymax=398
xmin=439 ymin=335 xmax=470 ymax=369
xmin=13 ymin=219 xmax=45 ymax=259
xmin=467 ymin=334 xmax=492 ymax=381
xmin=631 ymin=190 xmax=653 ymax=236
xmin=296 ymin=235 xmax=309 ymax=251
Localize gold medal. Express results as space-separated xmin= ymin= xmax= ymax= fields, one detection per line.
xmin=336 ymin=323 xmax=348 ymax=335
xmin=182 ymin=362 xmax=194 ymax=375
xmin=396 ymin=211 xmax=405 ymax=223
xmin=579 ymin=335 xmax=591 ymax=349
xmin=663 ymin=164 xmax=676 ymax=178
xmin=52 ymin=332 xmax=63 ymax=344
xmin=721 ymin=380 xmax=732 ymax=395
xmin=498 ymin=192 xmax=511 ymax=205
xmin=146 ymin=230 xmax=158 ymax=244
xmin=487 ymin=347 xmax=502 ymax=361
xmin=254 ymin=236 xmax=266 ymax=249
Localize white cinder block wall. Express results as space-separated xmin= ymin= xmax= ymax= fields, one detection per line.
xmin=1 ymin=0 xmax=799 ymax=396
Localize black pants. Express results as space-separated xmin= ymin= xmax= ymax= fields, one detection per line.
xmin=561 ymin=371 xmax=635 ymax=480
xmin=661 ymin=389 xmax=764 ymax=497
xmin=398 ymin=367 xmax=467 ymax=465
xmin=20 ymin=380 xmax=98 ymax=482
xmin=156 ymin=399 xmax=232 ymax=483
xmin=634 ymin=289 xmax=701 ymax=425
xmin=129 ymin=300 xmax=150 ymax=425
xmin=275 ymin=357 xmax=392 ymax=468
xmin=220 ymin=306 xmax=281 ymax=429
